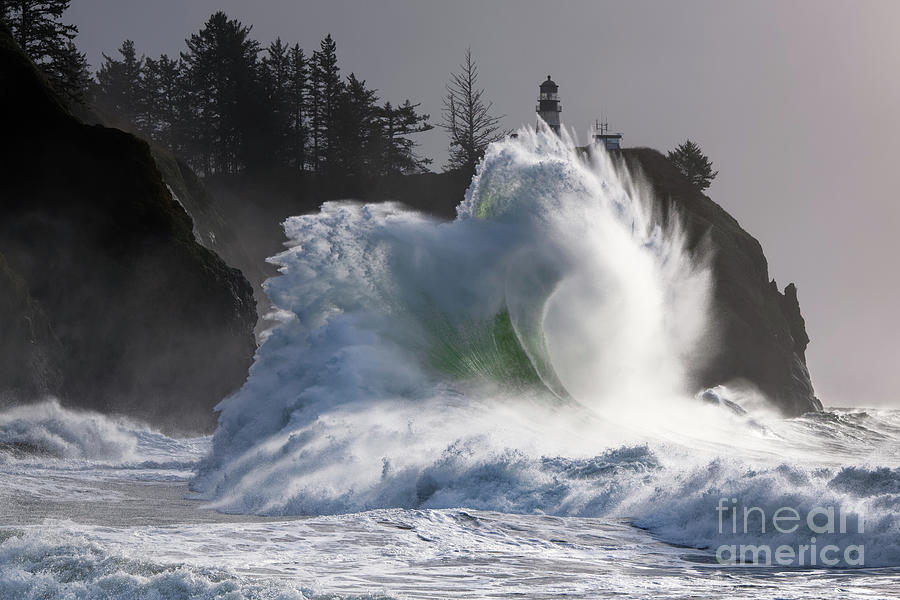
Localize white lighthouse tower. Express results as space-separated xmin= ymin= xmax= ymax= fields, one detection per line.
xmin=536 ymin=75 xmax=561 ymax=134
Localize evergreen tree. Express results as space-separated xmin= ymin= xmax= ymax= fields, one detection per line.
xmin=261 ymin=37 xmax=292 ymax=166
xmin=332 ymin=73 xmax=377 ymax=176
xmin=139 ymin=54 xmax=163 ymax=137
xmin=330 ymin=74 xmax=432 ymax=177
xmin=375 ymin=100 xmax=432 ymax=175
xmin=140 ymin=54 xmax=186 ymax=150
xmin=310 ymin=34 xmax=341 ymax=173
xmin=180 ymin=11 xmax=263 ymax=174
xmin=95 ymin=40 xmax=144 ymax=128
xmin=286 ymin=43 xmax=308 ymax=170
xmin=162 ymin=56 xmax=195 ymax=160
xmin=307 ymin=48 xmax=321 ymax=173
xmin=47 ymin=40 xmax=90 ymax=106
xmin=2 ymin=0 xmax=75 ymax=62
xmin=1 ymin=0 xmax=86 ymax=104
xmin=667 ymin=139 xmax=718 ymax=191
xmin=441 ymin=47 xmax=504 ymax=173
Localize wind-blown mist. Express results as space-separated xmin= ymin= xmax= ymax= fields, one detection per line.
xmin=190 ymin=129 xmax=900 ymax=568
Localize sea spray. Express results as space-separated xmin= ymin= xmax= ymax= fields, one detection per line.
xmin=193 ymin=130 xmax=900 ymax=566
xmin=193 ymin=126 xmax=719 ymax=515
xmin=0 ymin=400 xmax=140 ymax=460
xmin=459 ymin=127 xmax=714 ymax=416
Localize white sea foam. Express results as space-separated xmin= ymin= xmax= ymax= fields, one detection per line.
xmin=0 ymin=399 xmax=141 ymax=460
xmin=0 ymin=528 xmax=324 ymax=600
xmin=0 ymin=401 xmax=208 ymax=504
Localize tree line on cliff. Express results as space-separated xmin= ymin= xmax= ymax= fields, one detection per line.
xmin=2 ymin=2 xmax=716 ymax=188
xmin=0 ymin=0 xmax=90 ymax=105
xmin=1 ymin=5 xmax=439 ymax=177
xmin=2 ymin=3 xmax=514 ymax=179
xmin=93 ymin=14 xmax=434 ymax=177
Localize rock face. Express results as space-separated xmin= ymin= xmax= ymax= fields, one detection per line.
xmin=0 ymin=27 xmax=257 ymax=432
xmin=150 ymin=146 xmax=273 ymax=337
xmin=620 ymin=148 xmax=820 ymax=415
xmin=0 ymin=253 xmax=64 ymax=402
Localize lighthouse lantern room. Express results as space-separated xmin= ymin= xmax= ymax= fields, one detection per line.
xmin=536 ymin=75 xmax=561 ymax=134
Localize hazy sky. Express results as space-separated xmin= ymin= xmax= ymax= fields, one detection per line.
xmin=66 ymin=1 xmax=900 ymax=407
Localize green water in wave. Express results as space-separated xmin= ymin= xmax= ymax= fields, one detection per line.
xmin=426 ymin=309 xmax=544 ymax=389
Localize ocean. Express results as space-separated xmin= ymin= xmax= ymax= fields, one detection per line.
xmin=2 ymin=128 xmax=897 ymax=599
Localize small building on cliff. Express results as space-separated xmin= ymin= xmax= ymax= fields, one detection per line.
xmin=591 ymin=118 xmax=623 ymax=150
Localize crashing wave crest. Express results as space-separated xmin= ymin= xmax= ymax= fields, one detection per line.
xmin=190 ymin=128 xmax=900 ymax=567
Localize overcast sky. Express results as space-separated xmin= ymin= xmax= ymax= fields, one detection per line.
xmin=67 ymin=0 xmax=900 ymax=407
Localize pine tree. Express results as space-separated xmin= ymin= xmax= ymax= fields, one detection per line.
xmin=1 ymin=0 xmax=86 ymax=104
xmin=140 ymin=53 xmax=184 ymax=148
xmin=95 ymin=40 xmax=144 ymax=129
xmin=139 ymin=55 xmax=161 ymax=136
xmin=329 ymin=74 xmax=433 ymax=177
xmin=159 ymin=56 xmax=194 ymax=159
xmin=286 ymin=43 xmax=308 ymax=170
xmin=307 ymin=49 xmax=321 ymax=173
xmin=310 ymin=34 xmax=341 ymax=173
xmin=2 ymin=0 xmax=75 ymax=61
xmin=332 ymin=73 xmax=377 ymax=176
xmin=375 ymin=100 xmax=432 ymax=175
xmin=441 ymin=48 xmax=504 ymax=173
xmin=667 ymin=139 xmax=718 ymax=191
xmin=47 ymin=40 xmax=90 ymax=106
xmin=261 ymin=37 xmax=292 ymax=167
xmin=180 ymin=11 xmax=263 ymax=174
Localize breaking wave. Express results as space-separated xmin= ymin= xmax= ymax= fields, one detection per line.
xmin=0 ymin=400 xmax=142 ymax=461
xmin=191 ymin=128 xmax=900 ymax=567
xmin=0 ymin=401 xmax=208 ymax=491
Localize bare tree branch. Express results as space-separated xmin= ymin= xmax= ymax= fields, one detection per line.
xmin=441 ymin=47 xmax=505 ymax=173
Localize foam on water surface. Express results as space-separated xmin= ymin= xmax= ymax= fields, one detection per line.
xmin=3 ymin=130 xmax=899 ymax=597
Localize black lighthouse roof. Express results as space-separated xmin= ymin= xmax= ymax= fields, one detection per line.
xmin=540 ymin=75 xmax=557 ymax=90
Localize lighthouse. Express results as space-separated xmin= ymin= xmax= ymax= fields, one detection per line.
xmin=536 ymin=75 xmax=561 ymax=134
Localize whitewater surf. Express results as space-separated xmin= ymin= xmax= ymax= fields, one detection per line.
xmin=2 ymin=128 xmax=898 ymax=598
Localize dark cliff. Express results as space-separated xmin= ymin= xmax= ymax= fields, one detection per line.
xmin=0 ymin=252 xmax=65 ymax=402
xmin=150 ymin=146 xmax=272 ymax=337
xmin=203 ymin=151 xmax=819 ymax=416
xmin=0 ymin=27 xmax=257 ymax=432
